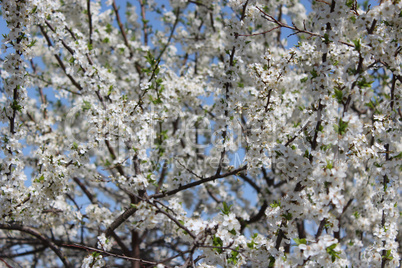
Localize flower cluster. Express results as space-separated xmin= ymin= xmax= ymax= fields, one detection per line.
xmin=0 ymin=0 xmax=400 ymax=267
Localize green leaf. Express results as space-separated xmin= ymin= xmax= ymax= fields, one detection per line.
xmin=92 ymin=252 xmax=101 ymax=258
xmin=383 ymin=249 xmax=393 ymax=260
xmin=357 ymin=77 xmax=373 ymax=88
xmin=362 ymin=0 xmax=369 ymax=10
xmin=247 ymin=240 xmax=256 ymax=249
xmin=11 ymin=100 xmax=23 ymax=112
xmin=31 ymin=6 xmax=38 ymax=14
xmin=82 ymin=101 xmax=91 ymax=111
xmin=353 ymin=211 xmax=360 ymax=219
xmin=220 ymin=201 xmax=232 ymax=215
xmin=346 ymin=0 xmax=354 ymax=7
xmin=393 ymin=152 xmax=402 ymax=159
xmin=212 ymin=235 xmax=223 ymax=253
xmin=352 ymin=39 xmax=361 ymax=51
xmin=318 ymin=124 xmax=324 ymax=132
xmin=326 ymin=243 xmax=341 ymax=262
xmin=310 ymin=69 xmax=318 ymax=79
xmin=293 ymin=238 xmax=307 ymax=245
xmin=282 ymin=212 xmax=292 ymax=220
xmin=304 ymin=149 xmax=311 ymax=158
xmin=334 ymin=118 xmax=348 ymax=135
xmin=326 ymin=160 xmax=333 ymax=170
xmin=34 ymin=175 xmax=45 ymax=183
xmin=364 ymin=100 xmax=376 ymax=109
xmin=72 ymin=142 xmax=78 ymax=150
xmin=320 ymin=144 xmax=332 ymax=152
xmin=270 ymin=200 xmax=281 ymax=208
xmin=28 ymin=39 xmax=37 ymax=48
xmin=300 ymin=77 xmax=308 ymax=83
xmin=268 ymin=256 xmax=275 ymax=267
xmin=149 ymin=96 xmax=163 ymax=105
xmin=228 ymin=246 xmax=240 ymax=264
xmin=333 ymin=88 xmax=343 ymax=103
xmin=105 ymin=23 xmax=113 ymax=34
xmin=373 ymin=162 xmax=383 ymax=168
xmin=145 ymin=51 xmax=155 ymax=65
xmin=323 ymin=33 xmax=330 ymax=44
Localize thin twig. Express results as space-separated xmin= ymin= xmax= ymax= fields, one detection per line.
xmin=0 ymin=224 xmax=71 ymax=268
xmin=139 ymin=0 xmax=148 ymax=45
xmin=62 ymin=243 xmax=158 ymax=265
xmin=151 ymin=165 xmax=247 ymax=199
xmin=254 ymin=6 xmax=353 ymax=48
xmin=112 ymin=0 xmax=132 ymax=57
xmin=87 ymin=0 xmax=93 ymax=45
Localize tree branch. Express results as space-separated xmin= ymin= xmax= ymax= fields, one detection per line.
xmin=151 ymin=165 xmax=247 ymax=199
xmin=0 ymin=224 xmax=71 ymax=268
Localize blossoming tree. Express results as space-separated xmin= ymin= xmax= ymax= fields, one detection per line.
xmin=0 ymin=0 xmax=401 ymax=267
